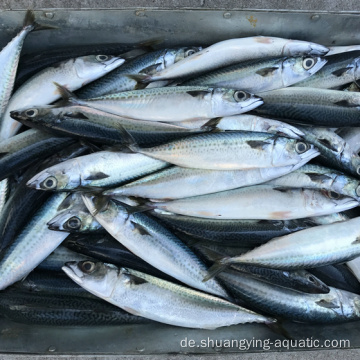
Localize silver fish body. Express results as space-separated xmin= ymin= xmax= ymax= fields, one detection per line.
xmin=149 ymin=185 xmax=358 ymax=220
xmin=183 ymin=56 xmax=327 ymax=92
xmin=26 ymin=151 xmax=169 ymax=191
xmin=82 ymin=195 xmax=229 ymax=299
xmin=143 ymin=37 xmax=328 ymax=81
xmin=128 ymin=131 xmax=319 ymax=170
xmin=63 ymin=262 xmax=274 ymax=329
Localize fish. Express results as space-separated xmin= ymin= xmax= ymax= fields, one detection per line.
xmin=219 ymin=270 xmax=360 ymax=323
xmin=26 ymin=151 xmax=169 ymax=191
xmin=120 ymin=129 xmax=318 ymax=170
xmin=151 ymin=211 xmax=317 ymax=246
xmin=136 ymin=36 xmax=328 ymax=82
xmin=0 ymin=192 xmax=70 ymax=290
xmin=183 ymin=56 xmax=327 ymax=92
xmin=47 ymin=193 xmax=104 ymax=233
xmin=10 ymin=104 xmax=206 ymax=147
xmin=82 ymin=195 xmax=230 ymax=299
xmin=0 ymin=10 xmax=53 ymax=129
xmin=266 ymin=164 xmax=360 ymax=202
xmin=104 ymin=157 xmax=314 ymax=200
xmin=63 ymin=262 xmax=275 ymax=329
xmin=295 ymin=51 xmax=360 ymax=89
xmin=204 ymin=217 xmax=360 ymax=279
xmin=77 ymin=46 xmax=202 ymax=98
xmin=149 ymin=185 xmax=358 ymax=220
xmin=53 ymin=84 xmax=263 ymax=122
xmin=0 ymin=290 xmax=149 ymax=326
xmin=2 ymin=54 xmax=124 ymax=139
xmin=253 ymin=87 xmax=360 ymax=127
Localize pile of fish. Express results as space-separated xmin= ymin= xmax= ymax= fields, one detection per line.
xmin=1 ymin=10 xmax=360 ymax=330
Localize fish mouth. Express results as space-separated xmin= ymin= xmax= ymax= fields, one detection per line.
xmin=244 ymin=97 xmax=264 ymax=112
xmin=62 ymin=262 xmax=84 ymax=284
xmin=105 ymin=57 xmax=125 ymax=70
xmin=26 ymin=171 xmax=50 ymax=189
xmin=9 ymin=110 xmax=23 ymax=121
xmin=299 ymin=147 xmax=320 ymax=162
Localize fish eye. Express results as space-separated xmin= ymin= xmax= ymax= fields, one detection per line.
xmin=295 ymin=141 xmax=309 ymax=154
xmin=65 ymin=216 xmax=81 ymax=230
xmin=303 ymin=57 xmax=316 ymax=70
xmin=329 ymin=191 xmax=341 ymax=200
xmin=308 ymin=275 xmax=316 ymax=283
xmin=80 ymin=261 xmax=96 ymax=274
xmin=25 ymin=109 xmax=38 ymax=117
xmin=41 ymin=176 xmax=58 ymax=190
xmin=357 ymin=166 xmax=360 ymax=176
xmin=356 ymin=185 xmax=360 ymax=197
xmin=234 ymin=90 xmax=248 ymax=102
xmin=185 ymin=49 xmax=196 ymax=57
xmin=96 ymin=55 xmax=109 ymax=62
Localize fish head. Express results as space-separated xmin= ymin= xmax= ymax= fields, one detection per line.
xmin=283 ymin=40 xmax=329 ymax=57
xmin=172 ymin=46 xmax=203 ymax=64
xmin=212 ymin=88 xmax=263 ymax=116
xmin=74 ymin=55 xmax=125 ymax=85
xmin=10 ymin=106 xmax=58 ymax=127
xmin=63 ymin=261 xmax=119 ymax=298
xmin=287 ymin=270 xmax=330 ymax=294
xmin=273 ymin=138 xmax=319 ymax=167
xmin=350 ymin=155 xmax=360 ymax=179
xmin=319 ymin=189 xmax=359 ymax=210
xmin=282 ymin=56 xmax=327 ymax=86
xmin=331 ymin=175 xmax=360 ymax=203
xmin=26 ymin=162 xmax=81 ymax=191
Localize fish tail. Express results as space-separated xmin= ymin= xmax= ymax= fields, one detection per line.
xmin=53 ymin=82 xmax=83 ymax=106
xmin=202 ymin=257 xmax=231 ymax=282
xmin=266 ymin=320 xmax=292 ymax=340
xmin=23 ymin=10 xmax=57 ymax=31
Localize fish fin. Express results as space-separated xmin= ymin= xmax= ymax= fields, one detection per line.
xmin=273 ymin=187 xmax=291 ymax=193
xmin=331 ymin=67 xmax=352 ymax=77
xmin=23 ymin=10 xmax=57 ymax=31
xmin=84 ymin=172 xmax=110 ymax=181
xmin=315 ymin=299 xmax=340 ymax=309
xmin=118 ymin=48 xmax=148 ymax=60
xmin=112 ymin=198 xmax=151 ymax=215
xmin=352 ymin=236 xmax=360 ymax=245
xmin=57 ymin=193 xmax=77 ymax=211
xmin=130 ymin=220 xmax=152 ymax=236
xmin=255 ymin=67 xmax=279 ymax=77
xmin=78 ymin=139 xmax=103 ymax=153
xmin=83 ymin=195 xmax=110 ymax=216
xmin=203 ymin=257 xmax=231 ymax=282
xmin=186 ymin=90 xmax=212 ymax=98
xmin=200 ymin=117 xmax=223 ymax=132
xmin=266 ymin=320 xmax=292 ymax=340
xmin=333 ymin=99 xmax=358 ymax=107
xmin=63 ymin=111 xmax=89 ymax=120
xmin=116 ymin=125 xmax=140 ymax=153
xmin=124 ymin=73 xmax=151 ymax=84
xmin=140 ymin=63 xmax=163 ymax=74
xmin=195 ymin=246 xmax=228 ymax=262
xmin=53 ymin=82 xmax=82 ymax=105
xmin=246 ymin=140 xmax=271 ymax=150
xmin=128 ymin=273 xmax=148 ymax=285
xmin=305 ymin=173 xmax=333 ymax=183
xmin=317 ymin=138 xmax=339 ymax=151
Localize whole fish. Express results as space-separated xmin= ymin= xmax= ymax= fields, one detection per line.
xmin=266 ymin=164 xmax=360 ymax=202
xmin=122 ymin=130 xmax=318 ymax=170
xmin=151 ymin=211 xmax=316 ymax=246
xmin=219 ymin=270 xmax=360 ymax=323
xmin=54 ymin=84 xmax=263 ymax=122
xmin=63 ymin=262 xmax=275 ymax=329
xmin=82 ymin=195 xmax=229 ymax=299
xmin=104 ymin=157 xmax=313 ymax=200
xmin=37 ymin=245 xmax=95 ymax=272
xmin=0 ymin=192 xmax=70 ymax=290
xmin=204 ymin=217 xmax=360 ymax=279
xmin=136 ymin=36 xmax=328 ymax=82
xmin=10 ymin=104 xmax=205 ymax=147
xmin=26 ymin=151 xmax=169 ymax=191
xmin=0 ymin=291 xmax=149 ymax=326
xmin=309 ymin=264 xmax=360 ymax=294
xmin=0 ymin=10 xmax=52 ymax=125
xmin=298 ymin=126 xmax=360 ymax=178
xmin=2 ymin=54 xmax=124 ymax=139
xmin=253 ymin=87 xmax=360 ymax=127
xmin=295 ymin=51 xmax=360 ymax=89
xmin=47 ymin=193 xmax=103 ymax=233
xmin=149 ymin=185 xmax=358 ymax=220
xmin=183 ymin=56 xmax=327 ymax=92
xmin=78 ymin=47 xmax=202 ymax=98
